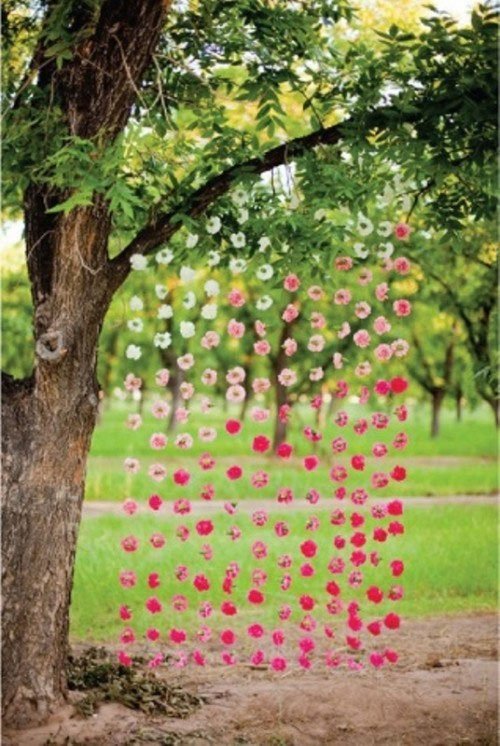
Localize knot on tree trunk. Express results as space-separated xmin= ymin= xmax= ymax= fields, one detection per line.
xmin=35 ymin=331 xmax=67 ymax=363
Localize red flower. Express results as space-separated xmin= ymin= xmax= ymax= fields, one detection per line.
xmin=384 ymin=613 xmax=401 ymax=630
xmin=390 ymin=465 xmax=406 ymax=481
xmin=303 ymin=455 xmax=319 ymax=471
xmin=196 ymin=520 xmax=214 ymax=536
xmin=367 ymin=621 xmax=382 ymax=636
xmin=221 ymin=601 xmax=237 ymax=616
xmin=146 ymin=597 xmax=162 ymax=613
xmin=277 ymin=442 xmax=293 ymax=458
xmin=173 ymin=469 xmax=190 ymax=486
xmin=390 ymin=376 xmax=408 ymax=394
xmin=385 ymin=649 xmax=399 ymax=663
xmin=299 ymin=595 xmax=315 ymax=611
xmin=248 ymin=589 xmax=264 ymax=605
xmin=350 ymin=550 xmax=366 ymax=567
xmin=225 ymin=419 xmax=242 ymax=435
xmin=193 ymin=574 xmax=210 ymax=591
xmin=326 ymin=581 xmax=340 ymax=596
xmin=387 ymin=499 xmax=403 ymax=515
xmin=350 ymin=532 xmax=366 ymax=547
xmin=350 ymin=512 xmax=364 ymax=528
xmin=248 ymin=624 xmax=264 ymax=638
xmin=227 ymin=465 xmax=242 ymax=480
xmin=148 ymin=494 xmax=163 ymax=511
xmin=367 ymin=586 xmax=384 ymax=604
xmin=351 ymin=454 xmax=365 ymax=471
xmin=220 ymin=629 xmax=236 ymax=645
xmin=346 ymin=635 xmax=361 ymax=650
xmin=148 ymin=573 xmax=160 ymax=588
xmin=373 ymin=527 xmax=388 ymax=543
xmin=388 ymin=521 xmax=405 ymax=535
xmin=169 ymin=628 xmax=186 ymax=644
xmin=300 ymin=540 xmax=317 ymax=558
xmin=374 ymin=379 xmax=391 ymax=395
xmin=253 ymin=435 xmax=270 ymax=453
xmin=390 ymin=559 xmax=405 ymax=577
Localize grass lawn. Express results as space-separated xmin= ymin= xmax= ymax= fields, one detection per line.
xmin=70 ymin=504 xmax=498 ymax=642
xmin=86 ymin=402 xmax=498 ymax=501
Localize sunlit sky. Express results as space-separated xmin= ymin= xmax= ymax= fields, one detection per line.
xmin=0 ymin=0 xmax=476 ymax=254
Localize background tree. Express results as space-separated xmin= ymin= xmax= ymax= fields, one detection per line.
xmin=1 ymin=0 xmax=497 ymax=728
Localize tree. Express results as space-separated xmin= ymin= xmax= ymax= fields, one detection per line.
xmin=1 ymin=0 xmax=497 ymax=727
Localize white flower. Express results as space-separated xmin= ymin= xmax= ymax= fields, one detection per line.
xmin=377 ymin=221 xmax=393 ymax=237
xmin=207 ymin=251 xmax=221 ymax=267
xmin=353 ymin=242 xmax=369 ymax=259
xmin=357 ymin=214 xmax=373 ymax=237
xmin=256 ymin=295 xmax=273 ymax=311
xmin=155 ymin=284 xmax=168 ymax=300
xmin=127 ymin=318 xmax=143 ymax=333
xmin=231 ymin=188 xmax=248 ymax=206
xmin=230 ymin=232 xmax=246 ymax=248
xmin=180 ymin=321 xmax=195 ymax=339
xmin=157 ymin=304 xmax=173 ymax=319
xmin=130 ymin=254 xmax=148 ymax=271
xmin=204 ymin=280 xmax=219 ymax=297
xmin=256 ymin=264 xmax=273 ymax=281
xmin=129 ymin=295 xmax=143 ymax=311
xmin=229 ymin=257 xmax=247 ymax=274
xmin=201 ymin=303 xmax=217 ymax=320
xmin=237 ymin=208 xmax=249 ymax=224
xmin=154 ymin=332 xmax=172 ymax=349
xmin=180 ymin=266 xmax=196 ymax=283
xmin=155 ymin=248 xmax=174 ymax=265
xmin=186 ymin=233 xmax=199 ymax=248
xmin=377 ymin=242 xmax=394 ymax=259
xmin=183 ymin=291 xmax=196 ymax=309
xmin=314 ymin=208 xmax=327 ymax=220
xmin=206 ymin=216 xmax=221 ymax=234
xmin=126 ymin=344 xmax=142 ymax=360
xmin=258 ymin=236 xmax=271 ymax=253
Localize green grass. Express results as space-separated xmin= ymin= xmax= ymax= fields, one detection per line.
xmin=85 ymin=402 xmax=498 ymax=501
xmin=70 ymin=504 xmax=498 ymax=642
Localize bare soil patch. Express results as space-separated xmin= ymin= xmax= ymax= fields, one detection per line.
xmin=3 ymin=613 xmax=497 ymax=746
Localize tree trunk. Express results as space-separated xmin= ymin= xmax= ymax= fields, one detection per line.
xmin=430 ymin=389 xmax=445 ymax=438
xmin=2 ymin=201 xmax=112 ymax=727
xmin=455 ymin=389 xmax=463 ymax=422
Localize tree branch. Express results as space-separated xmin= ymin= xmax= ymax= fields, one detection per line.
xmin=107 ymin=122 xmax=343 ymax=292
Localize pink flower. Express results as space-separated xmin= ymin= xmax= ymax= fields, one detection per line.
xmin=254 ymin=340 xmax=271 ymax=356
xmin=333 ymin=352 xmax=344 ymax=369
xmin=225 ymin=419 xmax=242 ymax=435
xmin=270 ymin=656 xmax=287 ymax=671
xmin=170 ymin=628 xmax=187 ymax=644
xmin=308 ymin=285 xmax=324 ymax=300
xmin=393 ymin=299 xmax=412 ymax=317
xmin=300 ymin=540 xmax=317 ymax=558
xmin=119 ymin=571 xmax=137 ymax=588
xmin=221 ymin=601 xmax=237 ymax=616
xmin=124 ymin=458 xmax=140 ymax=474
xmin=375 ymin=282 xmax=389 ymax=301
xmin=353 ymin=330 xmax=371 ymax=348
xmin=375 ymin=343 xmax=393 ymax=361
xmin=155 ymin=369 xmax=170 ymax=386
xmin=228 ymin=288 xmax=245 ymax=307
xmin=311 ymin=312 xmax=326 ymax=329
xmin=334 ymin=288 xmax=351 ymax=305
xmin=227 ymin=319 xmax=245 ymax=338
xmin=278 ymin=368 xmax=297 ymax=387
xmin=282 ymin=303 xmax=299 ymax=323
xmin=118 ymin=651 xmax=132 ymax=667
xmin=274 ymin=521 xmax=289 ymax=537
xmin=226 ymin=384 xmax=246 ymax=403
xmin=393 ymin=432 xmax=408 ymax=449
xmin=173 ymin=469 xmax=190 ymax=486
xmin=196 ymin=520 xmax=214 ymax=536
xmin=284 ymin=273 xmax=300 ymax=291
xmin=308 ymin=334 xmax=325 ymax=352
xmin=373 ymin=316 xmax=391 ymax=334
xmin=335 ymin=256 xmax=353 ymax=271
xmin=277 ymin=442 xmax=293 ymax=458
xmin=122 ymin=499 xmax=138 ymax=516
xmin=372 ymin=443 xmax=388 ymax=458
xmin=303 ymin=455 xmax=319 ymax=471
xmin=146 ymin=597 xmax=162 ymax=614
xmin=227 ymin=465 xmax=242 ymax=480
xmin=355 ymin=301 xmax=371 ymax=319
xmin=255 ymin=320 xmax=267 ymax=337
xmin=277 ymin=487 xmax=294 ymax=504
xmin=370 ymin=652 xmax=385 ymax=668
xmin=148 ymin=572 xmax=160 ymax=588
xmin=253 ymin=435 xmax=270 ymax=453
xmin=391 ymin=559 xmax=405 ymax=577
xmin=124 ymin=373 xmax=142 ymax=392
xmin=126 ymin=414 xmax=142 ymax=430
xmin=394 ymin=222 xmax=411 ymax=240
xmin=248 ymin=589 xmax=264 ymax=604
xmin=282 ymin=337 xmax=297 ymax=356
xmin=372 ymin=472 xmax=390 ymax=488
xmin=201 ymin=330 xmax=220 ymax=349
xmin=252 ymin=377 xmax=271 ymax=394
xmin=221 ymin=629 xmax=236 ymax=645
xmin=199 ymin=452 xmax=216 ymax=470
xmin=251 ymin=406 xmax=270 ymax=421
xmin=367 ymin=586 xmax=383 ymax=603
xmin=358 ymin=268 xmax=373 ymax=285
xmin=177 ymin=353 xmax=194 ymax=371
xmin=120 ymin=605 xmax=132 ymax=620
xmin=193 ymin=650 xmax=206 ymax=666
xmin=338 ymin=321 xmax=351 ymax=338
xmin=121 ymin=535 xmax=139 ymax=553
xmin=392 ymin=338 xmax=410 ymax=357
xmin=394 ymin=256 xmax=411 ymax=273
xmin=150 ymin=532 xmax=166 ymax=549
xmin=251 ymin=471 xmax=269 ymax=488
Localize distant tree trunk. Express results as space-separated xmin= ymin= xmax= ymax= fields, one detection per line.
xmin=239 ymin=361 xmax=253 ymax=421
xmin=455 ymin=388 xmax=463 ymax=422
xmin=430 ymin=389 xmax=445 ymax=438
xmin=167 ymin=368 xmax=184 ymax=432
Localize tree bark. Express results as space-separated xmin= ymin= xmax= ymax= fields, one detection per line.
xmin=430 ymin=389 xmax=445 ymax=438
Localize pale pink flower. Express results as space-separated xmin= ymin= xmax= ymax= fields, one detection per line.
xmin=123 ymin=499 xmax=138 ymax=515
xmin=373 ymin=316 xmax=391 ymax=334
xmin=200 ymin=396 xmax=213 ymax=413
xmin=150 ymin=432 xmax=167 ymax=450
xmin=355 ymin=301 xmax=371 ymax=319
xmin=201 ymin=368 xmax=217 ymax=386
xmin=175 ymin=407 xmax=189 ymax=423
xmin=252 ymin=377 xmax=271 ymax=394
xmin=227 ymin=319 xmax=245 ymax=338
xmin=119 ymin=570 xmax=137 ymax=588
xmin=375 ymin=343 xmax=393 ymax=361
xmin=278 ymin=368 xmax=297 ymax=387
xmin=375 ymin=283 xmax=389 ymax=301
xmin=148 ymin=463 xmax=167 ymax=482
xmin=394 ymin=256 xmax=411 ymax=274
xmin=126 ymin=414 xmax=142 ymax=430
xmin=124 ymin=373 xmax=142 ymax=392
xmin=151 ymin=400 xmax=170 ymax=419
xmin=353 ymin=330 xmax=371 ymax=348
xmin=335 ymin=256 xmax=353 ymax=271
xmin=155 ymin=369 xmax=170 ymax=386
xmin=311 ymin=312 xmax=326 ymax=329
xmin=251 ymin=407 xmax=270 ymax=422
xmin=198 ymin=427 xmax=217 ymax=442
xmin=175 ymin=432 xmax=194 ymax=449
xmin=177 ymin=353 xmax=194 ymax=370
xmin=226 ymin=384 xmax=246 ymax=403
xmin=283 ymin=337 xmax=297 ymax=356
xmin=333 ymin=353 xmax=344 ymax=369
xmin=255 ymin=320 xmax=267 ymax=337
xmin=308 ymin=334 xmax=325 ymax=352
xmin=334 ymin=288 xmax=351 ymax=305
xmin=124 ymin=458 xmax=140 ymax=474
xmin=307 ymin=285 xmax=324 ymax=301
xmin=282 ymin=303 xmax=299 ymax=323
xmin=201 ymin=331 xmax=220 ymax=349
xmin=391 ymin=338 xmax=410 ymax=357
xmin=338 ymin=322 xmax=351 ymax=339
xmin=394 ymin=222 xmax=411 ymax=240
xmin=180 ymin=382 xmax=194 ymax=400
xmin=358 ymin=268 xmax=373 ymax=285
xmin=355 ymin=361 xmax=372 ymax=377
xmin=254 ymin=340 xmax=271 ymax=356
xmin=226 ymin=366 xmax=246 ymax=384
xmin=310 ymin=367 xmax=324 ymax=381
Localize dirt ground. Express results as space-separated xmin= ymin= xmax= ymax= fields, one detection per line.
xmin=3 ymin=613 xmax=498 ymax=746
